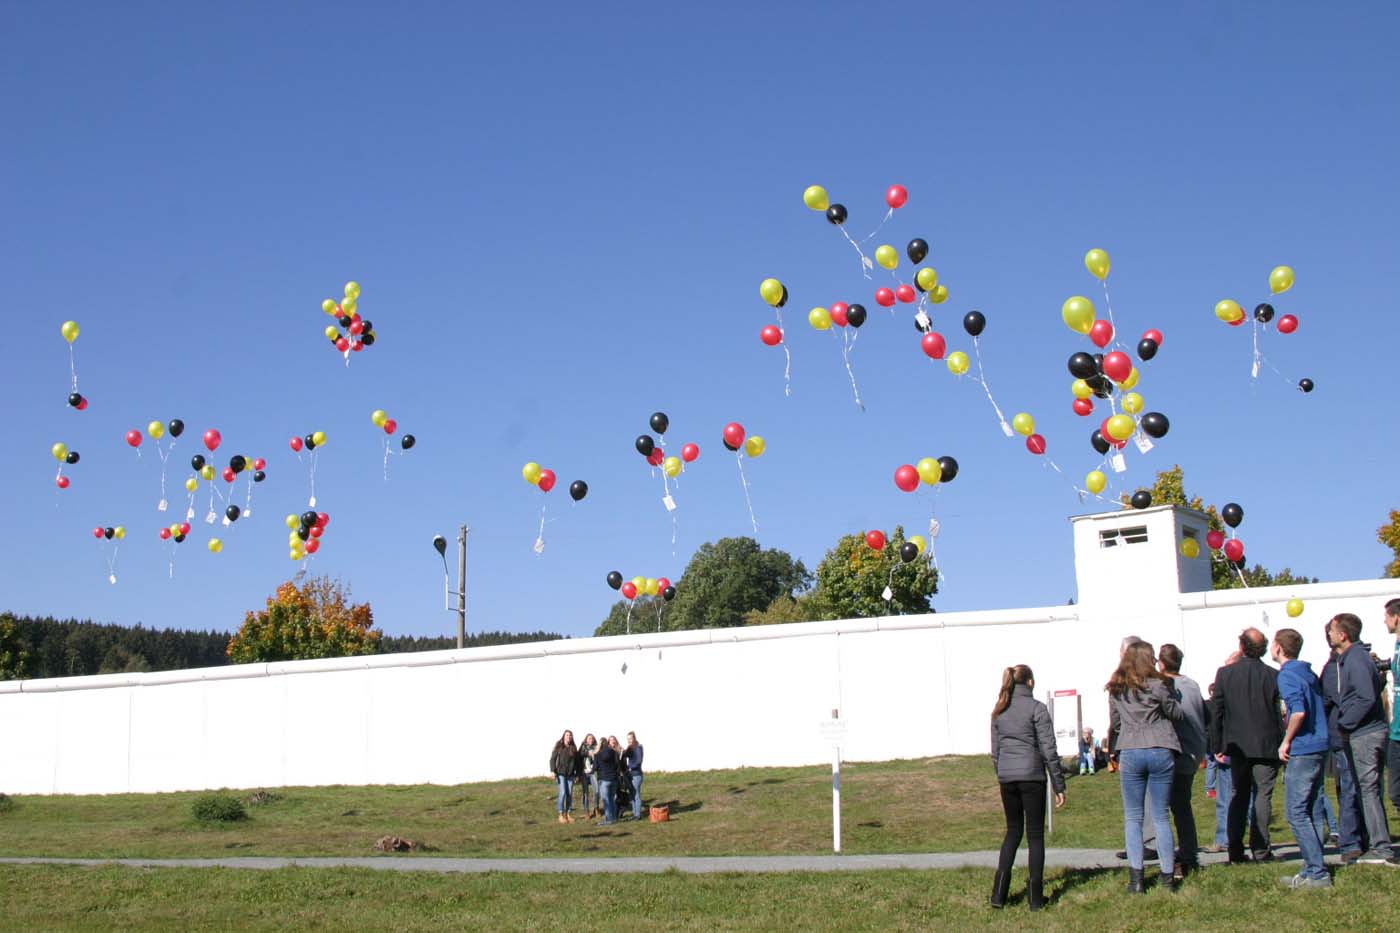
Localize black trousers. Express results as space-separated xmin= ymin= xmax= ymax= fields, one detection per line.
xmin=997 ymin=781 xmax=1048 ymax=882
xmin=1226 ymin=755 xmax=1278 ymax=860
xmin=1170 ymin=768 xmax=1200 ymax=864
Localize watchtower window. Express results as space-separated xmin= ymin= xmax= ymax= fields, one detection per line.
xmin=1099 ymin=526 xmax=1149 ymax=548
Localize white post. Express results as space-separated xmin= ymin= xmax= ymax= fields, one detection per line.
xmin=832 ymin=743 xmax=842 ymax=854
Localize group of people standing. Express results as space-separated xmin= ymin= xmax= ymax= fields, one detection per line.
xmin=988 ymin=598 xmax=1400 ymax=909
xmin=549 ymin=730 xmax=645 ymax=826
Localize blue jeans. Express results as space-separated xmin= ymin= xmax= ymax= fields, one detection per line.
xmin=1119 ymin=747 xmax=1176 ymax=875
xmin=556 ymin=774 xmax=573 ymax=814
xmin=599 ymin=779 xmax=617 ymax=823
xmin=629 ymin=772 xmax=644 ymax=819
xmin=1213 ymin=761 xmax=1232 ymax=846
xmin=1285 ymin=753 xmax=1329 ymax=880
xmin=1079 ymin=749 xmax=1095 ymax=772
xmin=1310 ymin=779 xmax=1337 ymax=842
xmin=1205 ymin=757 xmax=1218 ymax=793
xmin=580 ymin=772 xmax=598 ymax=811
xmin=1332 ymin=745 xmax=1365 ymax=853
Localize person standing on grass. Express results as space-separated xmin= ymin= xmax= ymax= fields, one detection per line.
xmin=595 ymin=734 xmax=621 ymax=825
xmin=1210 ymin=628 xmax=1282 ymax=865
xmin=988 ymin=664 xmax=1065 ymax=912
xmin=1383 ymin=599 xmax=1400 ymax=818
xmin=1326 ymin=612 xmax=1397 ymax=866
xmin=1272 ymin=627 xmax=1333 ymax=889
xmin=550 ymin=730 xmax=579 ymax=823
xmin=1079 ymin=727 xmax=1096 ymax=776
xmin=1157 ymin=644 xmax=1206 ymax=878
xmin=1108 ymin=641 xmax=1182 ymax=893
xmin=1321 ymin=627 xmax=1368 ymax=863
xmin=578 ymin=733 xmax=600 ymax=819
xmin=624 ymin=731 xmax=645 ymax=820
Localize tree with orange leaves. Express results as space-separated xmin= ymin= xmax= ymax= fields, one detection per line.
xmin=227 ymin=574 xmax=379 ymax=663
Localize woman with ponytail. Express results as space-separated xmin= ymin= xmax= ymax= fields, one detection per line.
xmin=989 ymin=664 xmax=1065 ymax=911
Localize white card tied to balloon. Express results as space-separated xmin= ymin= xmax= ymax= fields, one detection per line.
xmin=1133 ymin=434 xmax=1154 ymax=455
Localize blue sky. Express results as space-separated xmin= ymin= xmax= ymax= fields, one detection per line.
xmin=3 ymin=2 xmax=1398 ymax=640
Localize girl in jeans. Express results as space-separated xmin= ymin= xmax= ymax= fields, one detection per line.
xmin=549 ymin=730 xmax=579 ymax=823
xmin=1107 ymin=641 xmax=1183 ymax=892
xmin=578 ymin=734 xmax=600 ymax=819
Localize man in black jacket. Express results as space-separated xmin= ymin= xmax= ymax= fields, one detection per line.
xmin=1320 ymin=631 xmax=1368 ymax=862
xmin=1210 ymin=628 xmax=1282 ymax=863
xmin=1326 ymin=612 xmax=1396 ymax=866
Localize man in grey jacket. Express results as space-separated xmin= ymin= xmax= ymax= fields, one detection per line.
xmin=1327 ymin=612 xmax=1397 ymax=866
xmin=1159 ymin=644 xmax=1206 ymax=875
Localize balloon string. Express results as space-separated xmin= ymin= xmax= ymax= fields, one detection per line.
xmin=244 ymin=472 xmax=254 ymax=515
xmin=735 ymin=453 xmax=759 ymax=534
xmin=1251 ymin=319 xmax=1262 ymax=381
xmin=655 ymin=601 xmax=664 ymax=633
xmin=839 ymin=328 xmax=865 ymax=411
xmin=836 ymin=225 xmax=873 ymax=278
xmin=106 ymin=544 xmax=119 ymax=584
xmin=156 ymin=443 xmax=172 ymax=506
xmin=884 ymin=565 xmax=898 ymax=610
xmin=625 ymin=599 xmax=634 ymax=636
xmin=1099 ymin=280 xmax=1123 ymax=350
xmin=533 ymin=504 xmax=547 ymax=555
xmin=68 ymin=345 xmax=78 ymax=392
xmin=308 ymin=450 xmax=317 ymax=506
xmin=971 ymin=337 xmax=1013 ymax=436
xmin=383 ymin=439 xmax=392 ymax=481
xmin=186 ymin=490 xmax=196 ymax=520
xmin=775 ymin=309 xmax=792 ymax=397
xmin=857 ymin=208 xmax=894 ymax=245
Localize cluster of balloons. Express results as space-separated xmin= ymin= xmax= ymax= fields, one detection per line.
xmin=321 ymin=281 xmax=377 ymax=356
xmin=1190 ymin=501 xmax=1248 ymax=567
xmin=286 ymin=510 xmax=331 ymax=561
xmin=807 ymin=300 xmax=869 ymax=331
xmin=870 ymin=238 xmax=948 ymax=309
xmin=288 ymin=430 xmax=327 ymax=453
xmin=189 ymin=452 xmax=267 ymax=487
xmin=51 ymin=441 xmax=79 ymax=488
xmin=158 ymin=521 xmax=192 ymax=543
xmin=634 ymin=411 xmax=701 ymax=478
xmin=67 ymin=391 xmax=88 ymax=411
xmin=1010 ymin=413 xmax=1047 ymax=456
xmin=125 ymin=418 xmax=185 ymax=450
xmin=371 ymin=410 xmax=416 ymax=450
xmin=892 ymin=456 xmax=960 ymax=492
xmin=606 ymin=571 xmax=676 ymax=602
xmin=91 ymin=525 xmax=127 ymax=541
xmin=521 ymin=461 xmax=588 ymax=501
xmin=864 ymin=529 xmax=929 ymax=564
xmin=803 ymin=183 xmax=908 ymax=229
xmin=722 ymin=422 xmax=764 ymax=458
xmin=1215 ymin=266 xmax=1312 ymax=393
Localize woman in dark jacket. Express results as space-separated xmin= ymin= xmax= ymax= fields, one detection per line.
xmin=989 ymin=664 xmax=1066 ymax=911
xmin=549 ymin=730 xmax=579 ymax=823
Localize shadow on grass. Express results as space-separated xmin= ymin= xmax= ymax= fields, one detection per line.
xmin=655 ymin=799 xmax=702 ymax=815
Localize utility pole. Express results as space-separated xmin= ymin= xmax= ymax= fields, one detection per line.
xmin=456 ymin=524 xmax=468 ymax=648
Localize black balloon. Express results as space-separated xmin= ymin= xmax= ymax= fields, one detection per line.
xmin=662 ymin=585 xmax=677 ymax=601
xmin=1068 ymin=352 xmax=1098 ymax=379
xmin=899 ymin=541 xmax=919 ymax=563
xmin=937 ymin=456 xmax=959 ymax=483
xmin=1091 ymin=429 xmax=1110 ymax=455
xmin=1130 ymin=491 xmax=1152 ymax=510
xmin=1298 ymin=378 xmax=1314 ymax=393
xmin=400 ymin=434 xmax=416 ymax=450
xmin=297 ymin=527 xmax=310 ymax=541
xmin=1221 ymin=502 xmax=1244 ymax=528
xmin=338 ymin=315 xmax=353 ymax=328
xmin=1232 ymin=556 xmax=1247 ymax=570
xmin=225 ymin=505 xmax=241 ymax=522
xmin=1086 ymin=374 xmax=1113 ymax=399
xmin=65 ymin=450 xmax=80 ymax=464
xmin=360 ymin=319 xmax=373 ymax=333
xmin=361 ymin=332 xmax=375 ymax=346
xmin=1136 ymin=338 xmax=1158 ymax=362
xmin=906 ymin=238 xmax=929 ymax=264
xmin=68 ymin=392 xmax=83 ymax=408
xmin=433 ymin=535 xmax=447 ymax=556
xmin=1093 ymin=353 xmax=1106 ymax=375
xmin=168 ymin=419 xmax=184 ymax=438
xmin=777 ymin=286 xmax=788 ymax=309
xmin=304 ymin=434 xmax=317 ymax=451
xmin=962 ymin=310 xmax=986 ymax=337
xmin=826 ymin=203 xmax=847 ymax=225
xmin=253 ymin=470 xmax=266 ymax=483
xmin=914 ymin=315 xmax=932 ymax=335
xmin=723 ymin=440 xmax=738 ymax=452
xmin=649 ymin=412 xmax=669 ymax=435
xmin=1254 ymin=303 xmax=1275 ymax=324
xmin=635 ymin=434 xmax=655 ymax=457
xmin=191 ymin=454 xmax=206 ymax=471
xmin=301 ymin=510 xmax=318 ymax=528
xmin=846 ymin=304 xmax=867 ymax=328
xmin=104 ymin=527 xmax=114 ymax=540
xmin=1140 ymin=412 xmax=1170 ymax=439
xmin=229 ymin=455 xmax=246 ymax=474
xmin=174 ymin=534 xmax=186 ymax=544
xmin=569 ymin=480 xmax=588 ymax=502
xmin=606 ymin=570 xmax=623 ymax=590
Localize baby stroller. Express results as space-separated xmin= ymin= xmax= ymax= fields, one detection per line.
xmin=615 ymin=770 xmax=633 ymax=814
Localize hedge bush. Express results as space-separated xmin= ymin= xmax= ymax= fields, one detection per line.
xmin=191 ymin=794 xmax=246 ymax=823
xmin=0 ymin=792 xmax=13 ymax=814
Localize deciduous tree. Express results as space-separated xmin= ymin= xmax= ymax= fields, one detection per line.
xmin=227 ymin=575 xmax=379 ymax=663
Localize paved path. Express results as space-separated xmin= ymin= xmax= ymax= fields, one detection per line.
xmin=0 ymin=847 xmax=1283 ymax=874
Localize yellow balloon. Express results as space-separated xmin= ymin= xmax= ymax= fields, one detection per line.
xmin=290 ymin=531 xmax=303 ymax=546
xmin=1085 ymin=470 xmax=1107 ymax=494
xmin=874 ymin=244 xmax=898 ymax=270
xmin=1106 ymin=414 xmax=1135 ymax=441
xmin=909 ymin=534 xmax=927 ymax=555
xmin=1286 ymin=598 xmax=1304 ymax=618
xmin=60 ymin=320 xmax=80 ymax=344
xmin=929 ymin=284 xmax=949 ymax=304
xmin=1084 ymin=248 xmax=1110 ymax=281
xmin=1269 ymin=266 xmax=1294 ymax=295
xmin=200 ymin=464 xmax=215 ymax=481
xmin=1061 ymin=296 xmax=1096 ymax=335
xmin=645 ymin=578 xmax=659 ymax=596
xmin=759 ymin=278 xmax=785 ymax=307
xmin=371 ymin=410 xmax=388 ymax=428
xmin=631 ymin=576 xmax=646 ymax=592
xmin=169 ymin=524 xmax=181 ymax=535
xmin=1119 ymin=367 xmax=1140 ymax=390
xmin=1011 ymin=412 xmax=1036 ymax=437
xmin=1121 ymin=392 xmax=1144 ymax=415
xmin=916 ymin=457 xmax=942 ymax=485
xmin=808 ymin=307 xmax=831 ymax=331
xmin=344 ymin=281 xmax=361 ymax=300
xmin=1214 ymin=299 xmax=1243 ymax=323
xmin=1180 ymin=538 xmax=1200 ymax=560
xmin=113 ymin=526 xmax=125 ymax=540
xmin=290 ymin=548 xmax=305 ymax=561
xmin=915 ymin=267 xmax=938 ymax=291
xmin=311 ymin=431 xmax=327 ymax=447
xmin=663 ymin=456 xmax=682 ymax=478
xmin=744 ymin=436 xmax=765 ymax=458
xmin=946 ymin=351 xmax=969 ymax=375
xmin=802 ymin=185 xmax=830 ymax=211
xmin=1071 ymin=379 xmax=1093 ymax=400
xmin=322 ymin=299 xmax=338 ymax=315
xmin=208 ymin=538 xmax=223 ymax=554
xmin=341 ymin=296 xmax=358 ymax=315
xmin=51 ymin=442 xmax=68 ymax=461
xmin=285 ymin=514 xmax=299 ymax=531
xmin=147 ymin=420 xmax=165 ymax=440
xmin=185 ymin=477 xmax=198 ymax=493
xmin=324 ymin=325 xmax=339 ymax=340
xmin=522 ymin=461 xmax=542 ymax=485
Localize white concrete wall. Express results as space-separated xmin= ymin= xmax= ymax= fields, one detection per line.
xmin=2 ymin=578 xmax=1395 ymax=796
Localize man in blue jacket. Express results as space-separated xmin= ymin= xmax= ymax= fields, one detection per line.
xmin=1326 ymin=612 xmax=1396 ymax=866
xmin=1272 ymin=628 xmax=1331 ymax=888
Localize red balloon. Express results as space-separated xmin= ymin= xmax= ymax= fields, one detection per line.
xmin=289 ymin=436 xmax=303 ymax=452
xmin=253 ymin=458 xmax=266 ymax=470
xmin=316 ymin=512 xmax=330 ymax=527
xmin=895 ymin=284 xmax=916 ymax=304
xmin=681 ymin=443 xmax=700 ymax=463
xmin=723 ymin=422 xmax=746 ymax=449
xmin=203 ymin=429 xmax=221 ymax=452
xmin=538 ymin=469 xmax=557 ymax=492
xmin=885 ymin=184 xmax=909 ymax=209
xmin=349 ymin=320 xmax=364 ymax=336
xmin=1141 ymin=329 xmax=1164 ymax=346
xmin=92 ymin=527 xmax=104 ymax=539
xmin=865 ymin=530 xmax=887 ymax=551
xmin=383 ymin=419 xmax=397 ymax=435
xmin=1277 ymin=314 xmax=1298 ymax=334
xmin=351 ymin=340 xmax=365 ymax=352
xmin=874 ymin=287 xmax=896 ymax=308
xmin=159 ymin=527 xmax=172 ymax=540
xmin=1072 ymin=398 xmax=1094 ymax=416
xmin=1089 ymin=319 xmax=1114 ymax=349
xmin=920 ymin=332 xmax=947 ymax=360
xmin=1228 ymin=315 xmax=1245 ymax=328
xmin=1026 ymin=434 xmax=1047 ymax=455
xmin=179 ymin=522 xmax=191 ymax=536
xmin=77 ymin=398 xmax=88 ymax=410
xmin=1206 ymin=530 xmax=1226 ymax=550
xmin=829 ymin=302 xmax=849 ymax=327
xmin=657 ymin=577 xmax=671 ymax=592
xmin=647 ymin=448 xmax=664 ymax=467
xmin=621 ymin=582 xmax=638 ymax=600
xmin=894 ymin=464 xmax=919 ymax=492
xmin=221 ymin=467 xmax=236 ymax=483
xmin=1102 ymin=351 xmax=1132 ymax=383
xmin=335 ymin=337 xmax=350 ymax=352
xmin=306 ymin=538 xmax=321 ymax=554
xmin=1100 ymin=418 xmax=1129 ymax=449
xmin=760 ymin=325 xmax=783 ymax=346
xmin=125 ymin=430 xmax=142 ymax=448
xmin=310 ymin=525 xmax=324 ymax=538
xmin=1223 ymin=538 xmax=1244 ymax=562
xmin=352 ymin=312 xmax=361 ymax=323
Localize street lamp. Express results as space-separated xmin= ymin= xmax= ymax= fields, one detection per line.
xmin=432 ymin=526 xmax=468 ymax=648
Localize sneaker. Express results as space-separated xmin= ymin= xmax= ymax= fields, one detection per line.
xmin=1088 ymin=767 xmax=1095 ymax=775
xmin=1079 ymin=767 xmax=1087 ymax=775
xmin=1252 ymin=851 xmax=1276 ymax=863
xmin=1356 ymin=851 xmax=1400 ymax=866
xmin=1206 ymin=843 xmax=1226 ymax=854
xmin=1280 ymin=873 xmax=1333 ymax=890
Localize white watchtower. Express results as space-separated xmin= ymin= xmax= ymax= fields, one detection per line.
xmin=1070 ymin=504 xmax=1214 ymax=606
